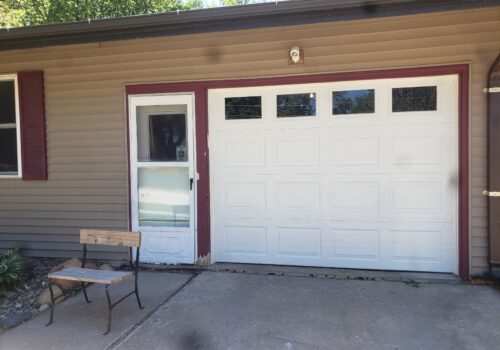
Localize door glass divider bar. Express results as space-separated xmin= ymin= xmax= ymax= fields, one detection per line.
xmin=136 ymin=162 xmax=190 ymax=167
xmin=0 ymin=124 xmax=16 ymax=129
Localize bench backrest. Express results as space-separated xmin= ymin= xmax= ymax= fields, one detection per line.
xmin=80 ymin=229 xmax=141 ymax=247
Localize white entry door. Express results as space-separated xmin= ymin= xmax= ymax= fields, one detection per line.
xmin=129 ymin=94 xmax=196 ymax=264
xmin=209 ymin=75 xmax=458 ymax=273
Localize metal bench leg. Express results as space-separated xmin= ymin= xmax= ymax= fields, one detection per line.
xmin=81 ymin=282 xmax=92 ymax=303
xmin=45 ymin=283 xmax=55 ymax=327
xmin=104 ymin=285 xmax=112 ymax=335
xmin=134 ymin=247 xmax=144 ymax=310
xmin=134 ymin=278 xmax=144 ymax=310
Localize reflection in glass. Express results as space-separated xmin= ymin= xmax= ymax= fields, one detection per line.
xmin=392 ymin=86 xmax=437 ymax=112
xmin=333 ymin=89 xmax=375 ymax=115
xmin=277 ymin=93 xmax=316 ymax=117
xmin=137 ymin=105 xmax=188 ymax=162
xmin=225 ymin=96 xmax=262 ymax=119
xmin=0 ymin=129 xmax=18 ymax=173
xmin=138 ymin=167 xmax=190 ymax=227
xmin=0 ymin=80 xmax=16 ymax=124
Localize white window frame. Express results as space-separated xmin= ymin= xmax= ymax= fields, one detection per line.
xmin=0 ymin=74 xmax=22 ymax=178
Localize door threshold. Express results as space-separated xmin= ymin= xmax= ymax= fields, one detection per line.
xmin=210 ymin=263 xmax=462 ymax=284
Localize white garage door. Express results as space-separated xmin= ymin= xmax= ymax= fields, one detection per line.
xmin=209 ymin=75 xmax=458 ymax=273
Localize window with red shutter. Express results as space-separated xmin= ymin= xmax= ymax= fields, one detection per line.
xmin=0 ymin=74 xmax=21 ymax=177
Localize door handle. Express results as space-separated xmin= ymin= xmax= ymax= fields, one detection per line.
xmin=483 ymin=190 xmax=500 ymax=197
xmin=190 ymin=178 xmax=194 ymax=191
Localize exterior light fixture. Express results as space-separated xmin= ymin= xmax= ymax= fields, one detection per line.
xmin=289 ymin=46 xmax=304 ymax=65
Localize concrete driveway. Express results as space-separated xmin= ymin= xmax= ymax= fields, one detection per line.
xmin=2 ymin=270 xmax=500 ymax=350
xmin=116 ymin=271 xmax=500 ymax=350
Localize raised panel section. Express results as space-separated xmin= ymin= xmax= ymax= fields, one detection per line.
xmin=330 ymin=182 xmax=379 ymax=211
xmin=329 ymin=136 xmax=379 ymax=165
xmin=332 ymin=229 xmax=380 ymax=259
xmin=144 ymin=234 xmax=185 ymax=257
xmin=390 ymin=229 xmax=441 ymax=262
xmin=275 ymin=182 xmax=320 ymax=210
xmin=392 ymin=182 xmax=439 ymax=210
xmin=277 ymin=227 xmax=321 ymax=257
xmin=390 ymin=136 xmax=440 ymax=164
xmin=225 ymin=226 xmax=267 ymax=255
xmin=276 ymin=139 xmax=319 ymax=166
xmin=225 ymin=183 xmax=266 ymax=209
xmin=224 ymin=138 xmax=265 ymax=167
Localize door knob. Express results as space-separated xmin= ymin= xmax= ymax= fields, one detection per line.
xmin=483 ymin=190 xmax=500 ymax=197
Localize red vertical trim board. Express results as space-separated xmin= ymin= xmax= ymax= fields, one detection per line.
xmin=125 ymin=64 xmax=470 ymax=278
xmin=458 ymin=67 xmax=470 ymax=279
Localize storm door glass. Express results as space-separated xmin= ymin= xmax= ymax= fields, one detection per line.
xmin=136 ymin=104 xmax=191 ymax=228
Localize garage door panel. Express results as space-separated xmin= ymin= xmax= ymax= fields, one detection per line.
xmin=224 ymin=226 xmax=269 ymax=257
xmin=223 ymin=136 xmax=266 ymax=167
xmin=224 ymin=182 xmax=267 ymax=210
xmin=276 ymin=227 xmax=322 ymax=258
xmin=331 ymin=228 xmax=381 ymax=260
xmin=328 ymin=181 xmax=380 ymax=213
xmin=327 ymin=134 xmax=380 ymax=166
xmin=209 ymin=75 xmax=458 ymax=273
xmin=274 ymin=182 xmax=321 ymax=212
xmin=273 ymin=137 xmax=320 ymax=166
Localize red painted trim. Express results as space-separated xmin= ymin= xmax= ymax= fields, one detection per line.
xmin=458 ymin=67 xmax=470 ymax=280
xmin=126 ymin=64 xmax=470 ymax=278
xmin=18 ymin=71 xmax=47 ymax=181
xmin=194 ymin=87 xmax=211 ymax=258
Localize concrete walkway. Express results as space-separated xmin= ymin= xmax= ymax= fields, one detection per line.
xmin=0 ymin=271 xmax=193 ymax=350
xmin=2 ymin=270 xmax=500 ymax=350
xmin=116 ymin=271 xmax=500 ymax=350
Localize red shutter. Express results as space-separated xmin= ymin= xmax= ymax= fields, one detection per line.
xmin=18 ymin=71 xmax=47 ymax=180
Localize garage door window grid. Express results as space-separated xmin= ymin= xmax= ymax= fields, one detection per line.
xmin=277 ymin=93 xmax=316 ymax=118
xmin=392 ymin=86 xmax=437 ymax=112
xmin=225 ymin=96 xmax=262 ymax=120
xmin=332 ymin=89 xmax=375 ymax=115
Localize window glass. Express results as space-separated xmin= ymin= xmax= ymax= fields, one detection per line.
xmin=0 ymin=78 xmax=18 ymax=175
xmin=136 ymin=105 xmax=188 ymax=162
xmin=333 ymin=89 xmax=375 ymax=115
xmin=138 ymin=167 xmax=190 ymax=227
xmin=0 ymin=81 xmax=15 ymax=124
xmin=0 ymin=129 xmax=18 ymax=174
xmin=277 ymin=93 xmax=316 ymax=117
xmin=225 ymin=96 xmax=262 ymax=120
xmin=392 ymin=86 xmax=437 ymax=112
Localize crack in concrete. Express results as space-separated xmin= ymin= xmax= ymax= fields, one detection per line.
xmin=105 ymin=272 xmax=199 ymax=350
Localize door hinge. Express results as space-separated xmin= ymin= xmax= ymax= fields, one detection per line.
xmin=482 ymin=87 xmax=500 ymax=94
xmin=483 ymin=190 xmax=500 ymax=197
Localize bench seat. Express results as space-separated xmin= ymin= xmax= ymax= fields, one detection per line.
xmin=48 ymin=267 xmax=133 ymax=285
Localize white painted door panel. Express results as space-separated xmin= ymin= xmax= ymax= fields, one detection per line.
xmin=209 ymin=76 xmax=458 ymax=273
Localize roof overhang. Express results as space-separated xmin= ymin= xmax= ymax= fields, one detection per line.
xmin=1 ymin=0 xmax=500 ymax=52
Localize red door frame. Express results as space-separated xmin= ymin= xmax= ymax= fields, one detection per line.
xmin=125 ymin=64 xmax=470 ymax=279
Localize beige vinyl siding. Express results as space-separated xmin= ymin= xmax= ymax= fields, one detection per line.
xmin=0 ymin=7 xmax=498 ymax=274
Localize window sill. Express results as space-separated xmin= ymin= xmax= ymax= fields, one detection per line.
xmin=0 ymin=174 xmax=21 ymax=179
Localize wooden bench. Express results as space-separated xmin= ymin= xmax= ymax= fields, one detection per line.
xmin=46 ymin=229 xmax=144 ymax=335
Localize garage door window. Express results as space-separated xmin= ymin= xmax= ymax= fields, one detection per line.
xmin=392 ymin=86 xmax=437 ymax=112
xmin=225 ymin=96 xmax=262 ymax=120
xmin=332 ymin=89 xmax=375 ymax=115
xmin=277 ymin=93 xmax=316 ymax=117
